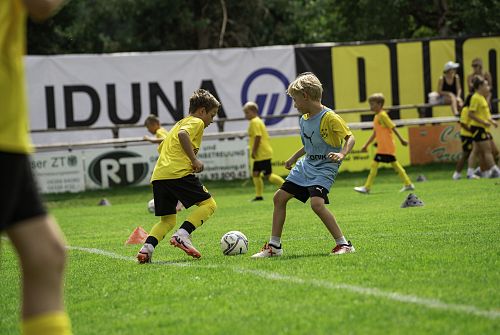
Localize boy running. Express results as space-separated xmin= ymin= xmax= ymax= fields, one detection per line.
xmin=243 ymin=101 xmax=285 ymax=201
xmin=354 ymin=93 xmax=414 ymax=194
xmin=252 ymin=72 xmax=356 ymax=257
xmin=137 ymin=89 xmax=219 ymax=262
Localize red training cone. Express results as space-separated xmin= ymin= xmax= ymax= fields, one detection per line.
xmin=125 ymin=226 xmax=149 ymax=245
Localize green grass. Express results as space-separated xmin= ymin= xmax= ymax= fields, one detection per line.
xmin=1 ymin=164 xmax=499 ymax=334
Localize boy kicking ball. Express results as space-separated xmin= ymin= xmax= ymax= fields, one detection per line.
xmin=137 ymin=89 xmax=219 ymax=263
xmin=252 ymin=72 xmax=356 ymax=258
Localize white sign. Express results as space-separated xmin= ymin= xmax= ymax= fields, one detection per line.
xmin=197 ymin=139 xmax=249 ymax=181
xmin=83 ymin=146 xmax=158 ymax=189
xmin=26 ymin=46 xmax=297 ymax=145
xmin=31 ymin=151 xmax=85 ymax=193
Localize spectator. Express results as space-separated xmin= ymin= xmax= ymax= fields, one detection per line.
xmin=467 ymin=58 xmax=492 ymax=94
xmin=437 ymin=61 xmax=463 ymax=116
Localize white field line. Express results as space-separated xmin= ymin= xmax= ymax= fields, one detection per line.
xmin=67 ymin=245 xmax=500 ymax=320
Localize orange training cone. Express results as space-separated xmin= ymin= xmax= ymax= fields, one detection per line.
xmin=125 ymin=226 xmax=149 ymax=245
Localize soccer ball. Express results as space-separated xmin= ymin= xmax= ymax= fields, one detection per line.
xmin=220 ymin=231 xmax=248 ymax=255
xmin=147 ymin=199 xmax=155 ymax=213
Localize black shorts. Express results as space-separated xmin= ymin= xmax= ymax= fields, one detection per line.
xmin=0 ymin=152 xmax=47 ymax=231
xmin=460 ymin=135 xmax=473 ymax=153
xmin=253 ymin=159 xmax=272 ymax=175
xmin=152 ymin=174 xmax=211 ymax=216
xmin=280 ymin=180 xmax=330 ymax=204
xmin=374 ymin=154 xmax=396 ymax=163
xmin=470 ymin=126 xmax=492 ymax=142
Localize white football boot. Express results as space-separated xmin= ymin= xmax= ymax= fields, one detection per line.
xmin=251 ymin=243 xmax=283 ymax=258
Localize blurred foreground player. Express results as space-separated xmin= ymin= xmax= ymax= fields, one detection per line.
xmin=0 ymin=0 xmax=71 ymax=334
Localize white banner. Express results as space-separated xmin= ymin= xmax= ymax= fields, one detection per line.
xmin=31 ymin=151 xmax=85 ymax=193
xmin=26 ymin=46 xmax=297 ymax=145
xmin=197 ymin=139 xmax=249 ymax=181
xmin=30 ymin=139 xmax=249 ymax=192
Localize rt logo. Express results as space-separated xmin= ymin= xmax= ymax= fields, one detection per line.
xmin=88 ymin=151 xmax=148 ymax=188
xmin=241 ymin=67 xmax=292 ymax=126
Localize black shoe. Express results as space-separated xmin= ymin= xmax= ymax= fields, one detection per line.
xmin=251 ymin=196 xmax=264 ymax=202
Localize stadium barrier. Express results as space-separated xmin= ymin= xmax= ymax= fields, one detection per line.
xmin=32 ymin=107 xmax=500 ymax=194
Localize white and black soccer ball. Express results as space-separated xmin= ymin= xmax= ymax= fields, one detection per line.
xmin=147 ymin=199 xmax=155 ymax=213
xmin=220 ymin=231 xmax=248 ymax=255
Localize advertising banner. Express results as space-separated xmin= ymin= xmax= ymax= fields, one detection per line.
xmin=31 ymin=151 xmax=85 ymax=193
xmin=408 ymin=124 xmax=462 ymax=164
xmin=26 ymin=46 xmax=297 ymax=145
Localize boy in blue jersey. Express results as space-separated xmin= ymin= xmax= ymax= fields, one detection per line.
xmin=252 ymin=72 xmax=356 ymax=257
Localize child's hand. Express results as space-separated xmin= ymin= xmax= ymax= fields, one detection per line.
xmin=328 ymin=152 xmax=344 ymax=162
xmin=285 ymin=158 xmax=295 ymax=170
xmin=400 ymin=139 xmax=408 ymax=146
xmin=360 ymin=146 xmax=368 ymax=153
xmin=191 ymin=159 xmax=204 ymax=173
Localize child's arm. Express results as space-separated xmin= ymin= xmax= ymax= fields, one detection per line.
xmin=252 ymin=136 xmax=261 ymax=159
xmin=361 ymin=131 xmax=376 ymax=152
xmin=468 ymin=110 xmax=490 ymax=127
xmin=392 ymin=128 xmax=408 ymax=146
xmin=329 ymin=134 xmax=355 ymax=162
xmin=178 ymin=130 xmax=204 ymax=173
xmin=285 ymin=147 xmax=305 ymax=170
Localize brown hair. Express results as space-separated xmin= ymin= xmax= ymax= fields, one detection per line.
xmin=144 ymin=114 xmax=160 ymax=126
xmin=189 ymin=89 xmax=221 ymax=114
xmin=368 ymin=93 xmax=385 ymax=106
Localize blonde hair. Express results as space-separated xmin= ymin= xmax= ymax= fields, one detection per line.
xmin=243 ymin=101 xmax=259 ymax=113
xmin=189 ymin=89 xmax=221 ymax=114
xmin=287 ymin=72 xmax=323 ymax=101
xmin=144 ymin=114 xmax=160 ymax=126
xmin=368 ymin=93 xmax=385 ymax=106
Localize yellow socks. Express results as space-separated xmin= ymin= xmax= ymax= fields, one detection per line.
xmin=186 ymin=197 xmax=217 ymax=228
xmin=22 ymin=311 xmax=71 ymax=335
xmin=149 ymin=214 xmax=176 ymax=242
xmin=391 ymin=161 xmax=412 ymax=185
xmin=252 ymin=176 xmax=264 ymax=197
xmin=364 ymin=161 xmax=379 ymax=189
xmin=268 ymin=173 xmax=285 ymax=187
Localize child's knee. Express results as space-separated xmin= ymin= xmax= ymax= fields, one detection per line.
xmin=310 ymin=197 xmax=325 ymax=213
xmin=200 ymin=197 xmax=217 ymax=215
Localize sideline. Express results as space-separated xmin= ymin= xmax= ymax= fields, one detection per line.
xmin=67 ymin=245 xmax=499 ymax=320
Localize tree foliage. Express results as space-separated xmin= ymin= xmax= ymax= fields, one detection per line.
xmin=27 ymin=0 xmax=500 ymax=55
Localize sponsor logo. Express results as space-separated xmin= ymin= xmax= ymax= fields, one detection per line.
xmin=241 ymin=67 xmax=292 ymax=126
xmin=308 ymin=154 xmax=327 ymax=161
xmin=88 ymin=151 xmax=148 ymax=188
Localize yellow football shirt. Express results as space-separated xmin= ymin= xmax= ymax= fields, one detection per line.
xmin=459 ymin=106 xmax=472 ymax=137
xmin=155 ymin=127 xmax=168 ymax=139
xmin=151 ymin=116 xmax=204 ymax=180
xmin=0 ymin=0 xmax=32 ymax=153
xmin=318 ymin=109 xmax=352 ymax=148
xmin=248 ymin=116 xmax=273 ymax=161
xmin=373 ymin=111 xmax=396 ymax=155
xmin=469 ymin=93 xmax=490 ymax=129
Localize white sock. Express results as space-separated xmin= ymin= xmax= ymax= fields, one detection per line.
xmin=493 ymin=165 xmax=500 ymax=174
xmin=452 ymin=171 xmax=461 ymax=179
xmin=467 ymin=167 xmax=474 ymax=177
xmin=270 ymin=236 xmax=281 ymax=247
xmin=142 ymin=243 xmax=154 ymax=252
xmin=335 ymin=236 xmax=348 ymax=245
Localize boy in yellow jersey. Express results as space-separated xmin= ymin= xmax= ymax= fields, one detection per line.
xmin=137 ymin=89 xmax=220 ymax=262
xmin=354 ymin=93 xmax=414 ymax=194
xmin=452 ymin=93 xmax=478 ymax=180
xmin=143 ymin=114 xmax=169 ymax=144
xmin=243 ymin=102 xmax=285 ymax=201
xmin=252 ymin=72 xmax=356 ymax=257
xmin=0 ymin=1 xmax=71 ymax=334
xmin=468 ymin=77 xmax=500 ymax=178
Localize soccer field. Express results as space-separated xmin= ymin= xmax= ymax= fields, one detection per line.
xmin=1 ymin=164 xmax=499 ymax=334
